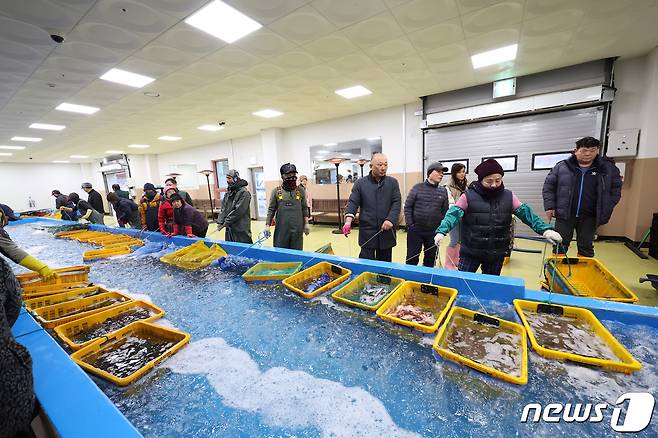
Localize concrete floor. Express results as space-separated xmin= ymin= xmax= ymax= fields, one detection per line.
xmin=205 ymin=220 xmax=658 ymax=307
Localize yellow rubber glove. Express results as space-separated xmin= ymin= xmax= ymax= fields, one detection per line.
xmin=19 ymin=255 xmax=59 ymax=281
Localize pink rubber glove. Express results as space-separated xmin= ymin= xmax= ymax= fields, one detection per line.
xmin=342 ymin=223 xmax=351 ymax=236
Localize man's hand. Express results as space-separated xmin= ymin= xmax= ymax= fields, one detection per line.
xmin=434 ymin=233 xmax=445 ymax=246
xmin=217 ymin=223 xmax=225 ymax=232
xmin=381 ymin=220 xmax=394 ymax=231
xmin=546 ymin=209 xmax=555 ymax=220
xmin=303 ymin=224 xmax=310 ymax=236
xmin=543 ymin=229 xmax=563 ymax=245
xmin=342 ymin=222 xmax=351 ymax=236
xmin=263 ymin=226 xmax=272 ymax=239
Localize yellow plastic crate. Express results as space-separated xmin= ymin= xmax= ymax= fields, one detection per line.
xmin=102 ymin=239 xmax=143 ymax=248
xmin=32 ymin=291 xmax=133 ymax=328
xmin=83 ymin=246 xmax=132 ymax=261
xmin=544 ymin=256 xmax=638 ymax=303
xmin=23 ymin=286 xmax=103 ymax=310
xmin=433 ymin=306 xmax=528 ymax=385
xmin=242 ymin=262 xmax=303 ymax=282
xmin=282 ymin=262 xmax=351 ymax=299
xmin=160 ymin=240 xmax=227 ymax=270
xmin=376 ymin=281 xmax=458 ymax=333
xmin=71 ymin=321 xmax=190 ymax=386
xmin=54 ymin=300 xmax=165 ymax=351
xmin=87 ymin=234 xmax=136 ymax=245
xmin=21 ymin=283 xmax=91 ymax=300
xmin=513 ymin=299 xmax=641 ymax=374
xmin=69 ymin=231 xmax=112 ymax=242
xmin=331 ymin=272 xmax=404 ymax=311
xmin=54 ymin=229 xmax=90 ymax=238
xmin=17 ymin=265 xmax=91 ymax=294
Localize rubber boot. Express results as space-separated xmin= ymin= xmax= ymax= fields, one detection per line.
xmin=445 ymin=244 xmax=460 ymax=270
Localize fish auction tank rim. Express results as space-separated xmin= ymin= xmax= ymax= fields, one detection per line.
xmin=9 ymin=218 xmax=658 ymax=438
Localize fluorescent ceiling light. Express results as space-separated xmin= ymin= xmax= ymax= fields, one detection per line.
xmin=323 ymin=143 xmax=337 ymax=147
xmin=197 ymin=124 xmax=225 ymax=132
xmin=0 ymin=152 xmax=13 ymax=156
xmin=52 ymin=160 xmax=70 ymax=163
xmin=367 ymin=137 xmax=380 ymax=141
xmin=29 ymin=123 xmax=66 ymax=131
xmin=11 ymin=136 xmax=42 ymax=142
xmin=56 ymin=103 xmax=100 ymax=114
xmin=158 ymin=136 xmax=181 ymax=141
xmin=335 ymin=85 xmax=372 ymax=99
xmin=0 ymin=145 xmax=25 ymax=150
xmin=70 ymin=155 xmax=89 ymax=159
xmin=100 ymin=68 xmax=155 ymax=88
xmin=471 ymin=44 xmax=518 ymax=69
xmin=105 ymin=150 xmax=124 ymax=154
xmin=128 ymin=144 xmax=150 ymax=149
xmin=253 ymin=109 xmax=283 ymax=118
xmin=185 ymin=0 xmax=262 ymax=44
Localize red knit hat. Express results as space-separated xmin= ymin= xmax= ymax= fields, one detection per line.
xmin=475 ymin=159 xmax=504 ymax=181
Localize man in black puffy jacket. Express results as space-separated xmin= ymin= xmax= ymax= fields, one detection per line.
xmin=542 ymin=137 xmax=622 ymax=257
xmin=404 ymin=162 xmax=449 ymax=267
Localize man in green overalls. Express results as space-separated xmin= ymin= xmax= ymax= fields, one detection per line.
xmin=264 ymin=163 xmax=310 ymax=250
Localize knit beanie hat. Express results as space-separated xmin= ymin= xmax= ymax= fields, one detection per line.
xmin=474 ymin=159 xmax=504 ymax=181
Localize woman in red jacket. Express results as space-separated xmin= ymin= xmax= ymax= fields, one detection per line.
xmin=158 ymin=187 xmax=176 ymax=236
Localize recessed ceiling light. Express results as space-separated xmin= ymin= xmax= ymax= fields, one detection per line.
xmin=11 ymin=136 xmax=42 ymax=142
xmin=128 ymin=144 xmax=150 ymax=149
xmin=100 ymin=68 xmax=155 ymax=88
xmin=0 ymin=145 xmax=25 ymax=150
xmin=323 ymin=143 xmax=337 ymax=147
xmin=70 ymin=155 xmax=89 ymax=159
xmin=253 ymin=109 xmax=283 ymax=118
xmin=52 ymin=160 xmax=69 ymax=163
xmin=367 ymin=137 xmax=380 ymax=141
xmin=197 ymin=125 xmax=225 ymax=132
xmin=185 ymin=0 xmax=262 ymax=44
xmin=0 ymin=152 xmax=13 ymax=156
xmin=471 ymin=44 xmax=518 ymax=69
xmin=158 ymin=136 xmax=181 ymax=141
xmin=335 ymin=85 xmax=372 ymax=99
xmin=105 ymin=150 xmax=124 ymax=154
xmin=29 ymin=123 xmax=66 ymax=131
xmin=56 ymin=103 xmax=100 ymax=114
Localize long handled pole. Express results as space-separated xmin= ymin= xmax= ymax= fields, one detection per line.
xmin=331 ymin=163 xmax=342 ymax=234
xmin=206 ymin=173 xmax=214 ymax=217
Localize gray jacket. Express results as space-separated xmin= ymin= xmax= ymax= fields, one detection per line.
xmin=345 ymin=173 xmax=401 ymax=249
xmin=404 ymin=180 xmax=449 ymax=232
xmin=217 ymin=179 xmax=252 ymax=243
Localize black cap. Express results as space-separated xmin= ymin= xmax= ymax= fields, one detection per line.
xmin=280 ymin=163 xmax=297 ymax=175
xmin=51 ymin=189 xmax=61 ymax=195
xmin=143 ymin=183 xmax=156 ymax=191
xmin=427 ymin=162 xmax=448 ymax=177
xmin=81 ymin=182 xmax=92 ymax=189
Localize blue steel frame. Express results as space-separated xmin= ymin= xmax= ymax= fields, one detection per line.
xmin=9 ymin=218 xmax=658 ymax=436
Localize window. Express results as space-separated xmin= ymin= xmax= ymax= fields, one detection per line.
xmin=481 ymin=155 xmax=517 ymax=172
xmin=214 ymin=159 xmax=229 ymax=189
xmin=531 ymin=151 xmax=571 ymax=170
xmin=440 ymin=159 xmax=469 ymax=174
xmin=168 ymin=164 xmax=198 ymax=189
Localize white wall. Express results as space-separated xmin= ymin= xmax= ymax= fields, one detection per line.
xmin=0 ymin=162 xmax=86 ymax=211
xmin=611 ymin=47 xmax=658 ymax=159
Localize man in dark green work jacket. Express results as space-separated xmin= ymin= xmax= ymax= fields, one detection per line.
xmin=264 ymin=163 xmax=310 ymax=250
xmin=217 ymin=169 xmax=253 ymax=243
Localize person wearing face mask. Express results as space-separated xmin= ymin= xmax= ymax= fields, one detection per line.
xmin=169 ymin=193 xmax=208 ymax=238
xmin=542 ymin=136 xmax=622 ymax=257
xmin=404 ymin=162 xmax=449 ymax=267
xmin=434 ymin=159 xmax=562 ymax=275
xmin=264 ymin=163 xmax=310 ymax=250
xmin=63 ymin=192 xmax=104 ymax=224
xmin=216 ymin=170 xmax=252 ymax=243
xmin=139 ymin=183 xmax=161 ymax=231
xmin=343 ymin=153 xmax=401 ymax=262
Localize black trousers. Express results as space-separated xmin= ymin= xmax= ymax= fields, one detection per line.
xmin=554 ymin=216 xmax=597 ymax=257
xmin=406 ymin=228 xmax=438 ymax=267
xmin=359 ymin=247 xmax=392 ymax=262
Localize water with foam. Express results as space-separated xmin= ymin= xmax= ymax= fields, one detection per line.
xmin=8 ymin=223 xmax=658 ymax=437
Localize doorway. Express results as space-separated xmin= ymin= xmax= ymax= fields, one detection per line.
xmin=103 ymin=170 xmax=128 ymax=215
xmin=249 ymin=167 xmax=266 ymax=220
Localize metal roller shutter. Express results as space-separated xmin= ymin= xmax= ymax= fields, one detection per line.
xmin=424 ymin=106 xmax=603 ymax=234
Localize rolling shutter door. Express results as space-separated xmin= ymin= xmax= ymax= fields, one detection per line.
xmin=424 ymin=107 xmax=603 ymax=234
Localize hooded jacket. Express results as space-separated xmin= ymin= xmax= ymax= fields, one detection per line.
xmin=542 ymin=154 xmax=622 ymax=226
xmin=217 ymin=179 xmax=252 ymax=243
xmin=173 ymin=200 xmax=209 ymax=237
xmin=139 ymin=192 xmax=161 ymax=231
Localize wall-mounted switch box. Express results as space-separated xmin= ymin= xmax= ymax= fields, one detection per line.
xmin=607 ymin=129 xmax=639 ymax=158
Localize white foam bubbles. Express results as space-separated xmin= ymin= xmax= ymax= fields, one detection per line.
xmin=166 ymin=337 xmax=419 ymax=438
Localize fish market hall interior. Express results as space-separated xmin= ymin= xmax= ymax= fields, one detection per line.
xmin=3 ymin=1 xmax=658 ymax=437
